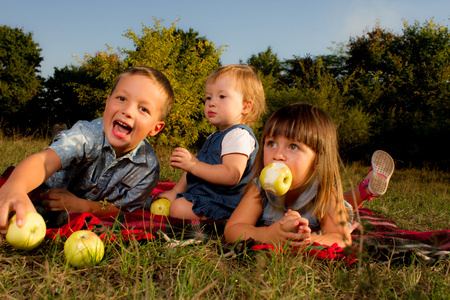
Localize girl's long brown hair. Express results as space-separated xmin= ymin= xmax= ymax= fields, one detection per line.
xmin=248 ymin=103 xmax=347 ymax=222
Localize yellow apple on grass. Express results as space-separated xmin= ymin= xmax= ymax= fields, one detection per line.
xmin=259 ymin=162 xmax=293 ymax=196
xmin=64 ymin=230 xmax=104 ymax=267
xmin=150 ymin=198 xmax=171 ymax=216
xmin=6 ymin=212 xmax=46 ymax=250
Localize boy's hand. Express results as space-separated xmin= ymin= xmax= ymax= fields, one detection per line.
xmin=38 ymin=188 xmax=84 ymax=212
xmin=0 ymin=149 xmax=62 ymax=237
xmin=0 ymin=189 xmax=36 ymax=235
xmin=38 ymin=189 xmax=120 ymax=216
xmin=170 ymin=147 xmax=199 ymax=173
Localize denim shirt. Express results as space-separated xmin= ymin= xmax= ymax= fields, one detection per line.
xmin=260 ymin=177 xmax=353 ymax=232
xmin=260 ymin=178 xmax=321 ymax=231
xmin=46 ymin=118 xmax=159 ymax=212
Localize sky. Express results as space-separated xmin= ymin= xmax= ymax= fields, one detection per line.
xmin=2 ymin=0 xmax=449 ymax=78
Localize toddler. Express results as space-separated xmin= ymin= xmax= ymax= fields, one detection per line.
xmin=157 ymin=65 xmax=266 ymax=220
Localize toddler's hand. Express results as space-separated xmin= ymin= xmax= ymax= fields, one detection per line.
xmin=155 ymin=190 xmax=177 ymax=203
xmin=170 ymin=147 xmax=199 ymax=173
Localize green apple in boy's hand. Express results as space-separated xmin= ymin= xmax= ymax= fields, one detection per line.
xmin=64 ymin=230 xmax=105 ymax=267
xmin=259 ymin=162 xmax=293 ymax=196
xmin=150 ymin=198 xmax=171 ymax=216
xmin=6 ymin=212 xmax=46 ymax=250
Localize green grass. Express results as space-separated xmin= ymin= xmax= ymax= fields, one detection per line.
xmin=342 ymin=162 xmax=450 ymax=232
xmin=1 ymin=134 xmax=449 ymax=299
xmin=0 ymin=133 xmax=50 ymax=173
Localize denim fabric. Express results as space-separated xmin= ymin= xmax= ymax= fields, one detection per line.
xmin=47 ymin=118 xmax=159 ymax=212
xmin=260 ymin=178 xmax=353 ymax=232
xmin=179 ymin=124 xmax=257 ymax=220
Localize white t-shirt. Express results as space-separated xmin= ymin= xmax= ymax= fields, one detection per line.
xmin=221 ymin=127 xmax=256 ymax=157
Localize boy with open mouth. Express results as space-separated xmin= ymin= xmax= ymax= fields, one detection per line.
xmin=0 ymin=66 xmax=174 ymax=233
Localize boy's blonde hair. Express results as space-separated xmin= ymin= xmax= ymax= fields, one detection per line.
xmin=250 ymin=103 xmax=348 ymax=222
xmin=111 ymin=66 xmax=174 ymax=120
xmin=205 ymin=65 xmax=266 ymax=125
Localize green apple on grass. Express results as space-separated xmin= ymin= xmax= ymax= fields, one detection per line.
xmin=259 ymin=162 xmax=293 ymax=196
xmin=64 ymin=230 xmax=105 ymax=267
xmin=150 ymin=198 xmax=171 ymax=216
xmin=6 ymin=211 xmax=46 ymax=250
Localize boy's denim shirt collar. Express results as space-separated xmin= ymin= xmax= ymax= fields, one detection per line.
xmin=103 ymin=136 xmax=149 ymax=164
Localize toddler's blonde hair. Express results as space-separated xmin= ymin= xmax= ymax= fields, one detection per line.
xmin=205 ymin=65 xmax=266 ymax=126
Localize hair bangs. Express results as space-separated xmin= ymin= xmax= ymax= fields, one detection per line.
xmin=264 ymin=104 xmax=322 ymax=152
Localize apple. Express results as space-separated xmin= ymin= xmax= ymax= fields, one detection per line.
xmin=259 ymin=162 xmax=293 ymax=196
xmin=6 ymin=212 xmax=46 ymax=250
xmin=150 ymin=198 xmax=171 ymax=216
xmin=64 ymin=230 xmax=105 ymax=267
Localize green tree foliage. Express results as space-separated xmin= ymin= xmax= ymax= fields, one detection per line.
xmin=122 ymin=20 xmax=223 ymax=148
xmin=282 ymin=54 xmax=317 ymax=88
xmin=346 ymin=19 xmax=450 ymax=165
xmin=71 ymin=50 xmax=121 ymax=120
xmin=33 ymin=53 xmax=116 ymax=135
xmin=261 ymin=56 xmax=370 ymax=155
xmin=4 ymin=18 xmax=447 ymax=167
xmin=247 ymin=46 xmax=282 ymax=78
xmin=42 ymin=19 xmax=223 ymax=149
xmin=0 ymin=26 xmax=43 ymax=126
xmin=45 ymin=64 xmax=109 ymax=125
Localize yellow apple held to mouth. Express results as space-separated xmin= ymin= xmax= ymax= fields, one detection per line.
xmin=64 ymin=230 xmax=105 ymax=267
xmin=259 ymin=162 xmax=293 ymax=196
xmin=150 ymin=198 xmax=171 ymax=216
xmin=6 ymin=212 xmax=46 ymax=250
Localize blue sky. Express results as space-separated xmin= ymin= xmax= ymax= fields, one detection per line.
xmin=2 ymin=0 xmax=449 ymax=78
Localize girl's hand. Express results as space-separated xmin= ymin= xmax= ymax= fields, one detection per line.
xmin=294 ymin=218 xmax=312 ymax=245
xmin=170 ymin=148 xmax=199 ymax=173
xmin=279 ymin=209 xmax=302 ymax=232
xmin=267 ymin=218 xmax=311 ymax=247
xmin=278 ymin=210 xmax=311 ymax=244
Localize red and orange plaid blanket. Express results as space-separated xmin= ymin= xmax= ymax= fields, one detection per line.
xmin=1 ymin=166 xmax=449 ymax=264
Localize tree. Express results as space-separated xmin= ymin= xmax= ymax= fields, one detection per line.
xmin=282 ymin=54 xmax=319 ymax=88
xmin=246 ymin=47 xmax=283 ymax=117
xmin=261 ymin=56 xmax=371 ymax=155
xmin=43 ymin=64 xmax=109 ymax=126
xmin=247 ymin=46 xmax=282 ymax=78
xmin=345 ymin=19 xmax=450 ymax=165
xmin=0 ymin=26 xmax=43 ymax=127
xmin=56 ymin=19 xmax=224 ymax=149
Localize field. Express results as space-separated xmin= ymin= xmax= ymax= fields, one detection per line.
xmin=0 ymin=134 xmax=449 ymax=299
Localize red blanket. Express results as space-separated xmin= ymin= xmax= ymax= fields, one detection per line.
xmin=2 ymin=166 xmax=449 ymax=264
xmin=351 ymin=208 xmax=450 ymax=263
